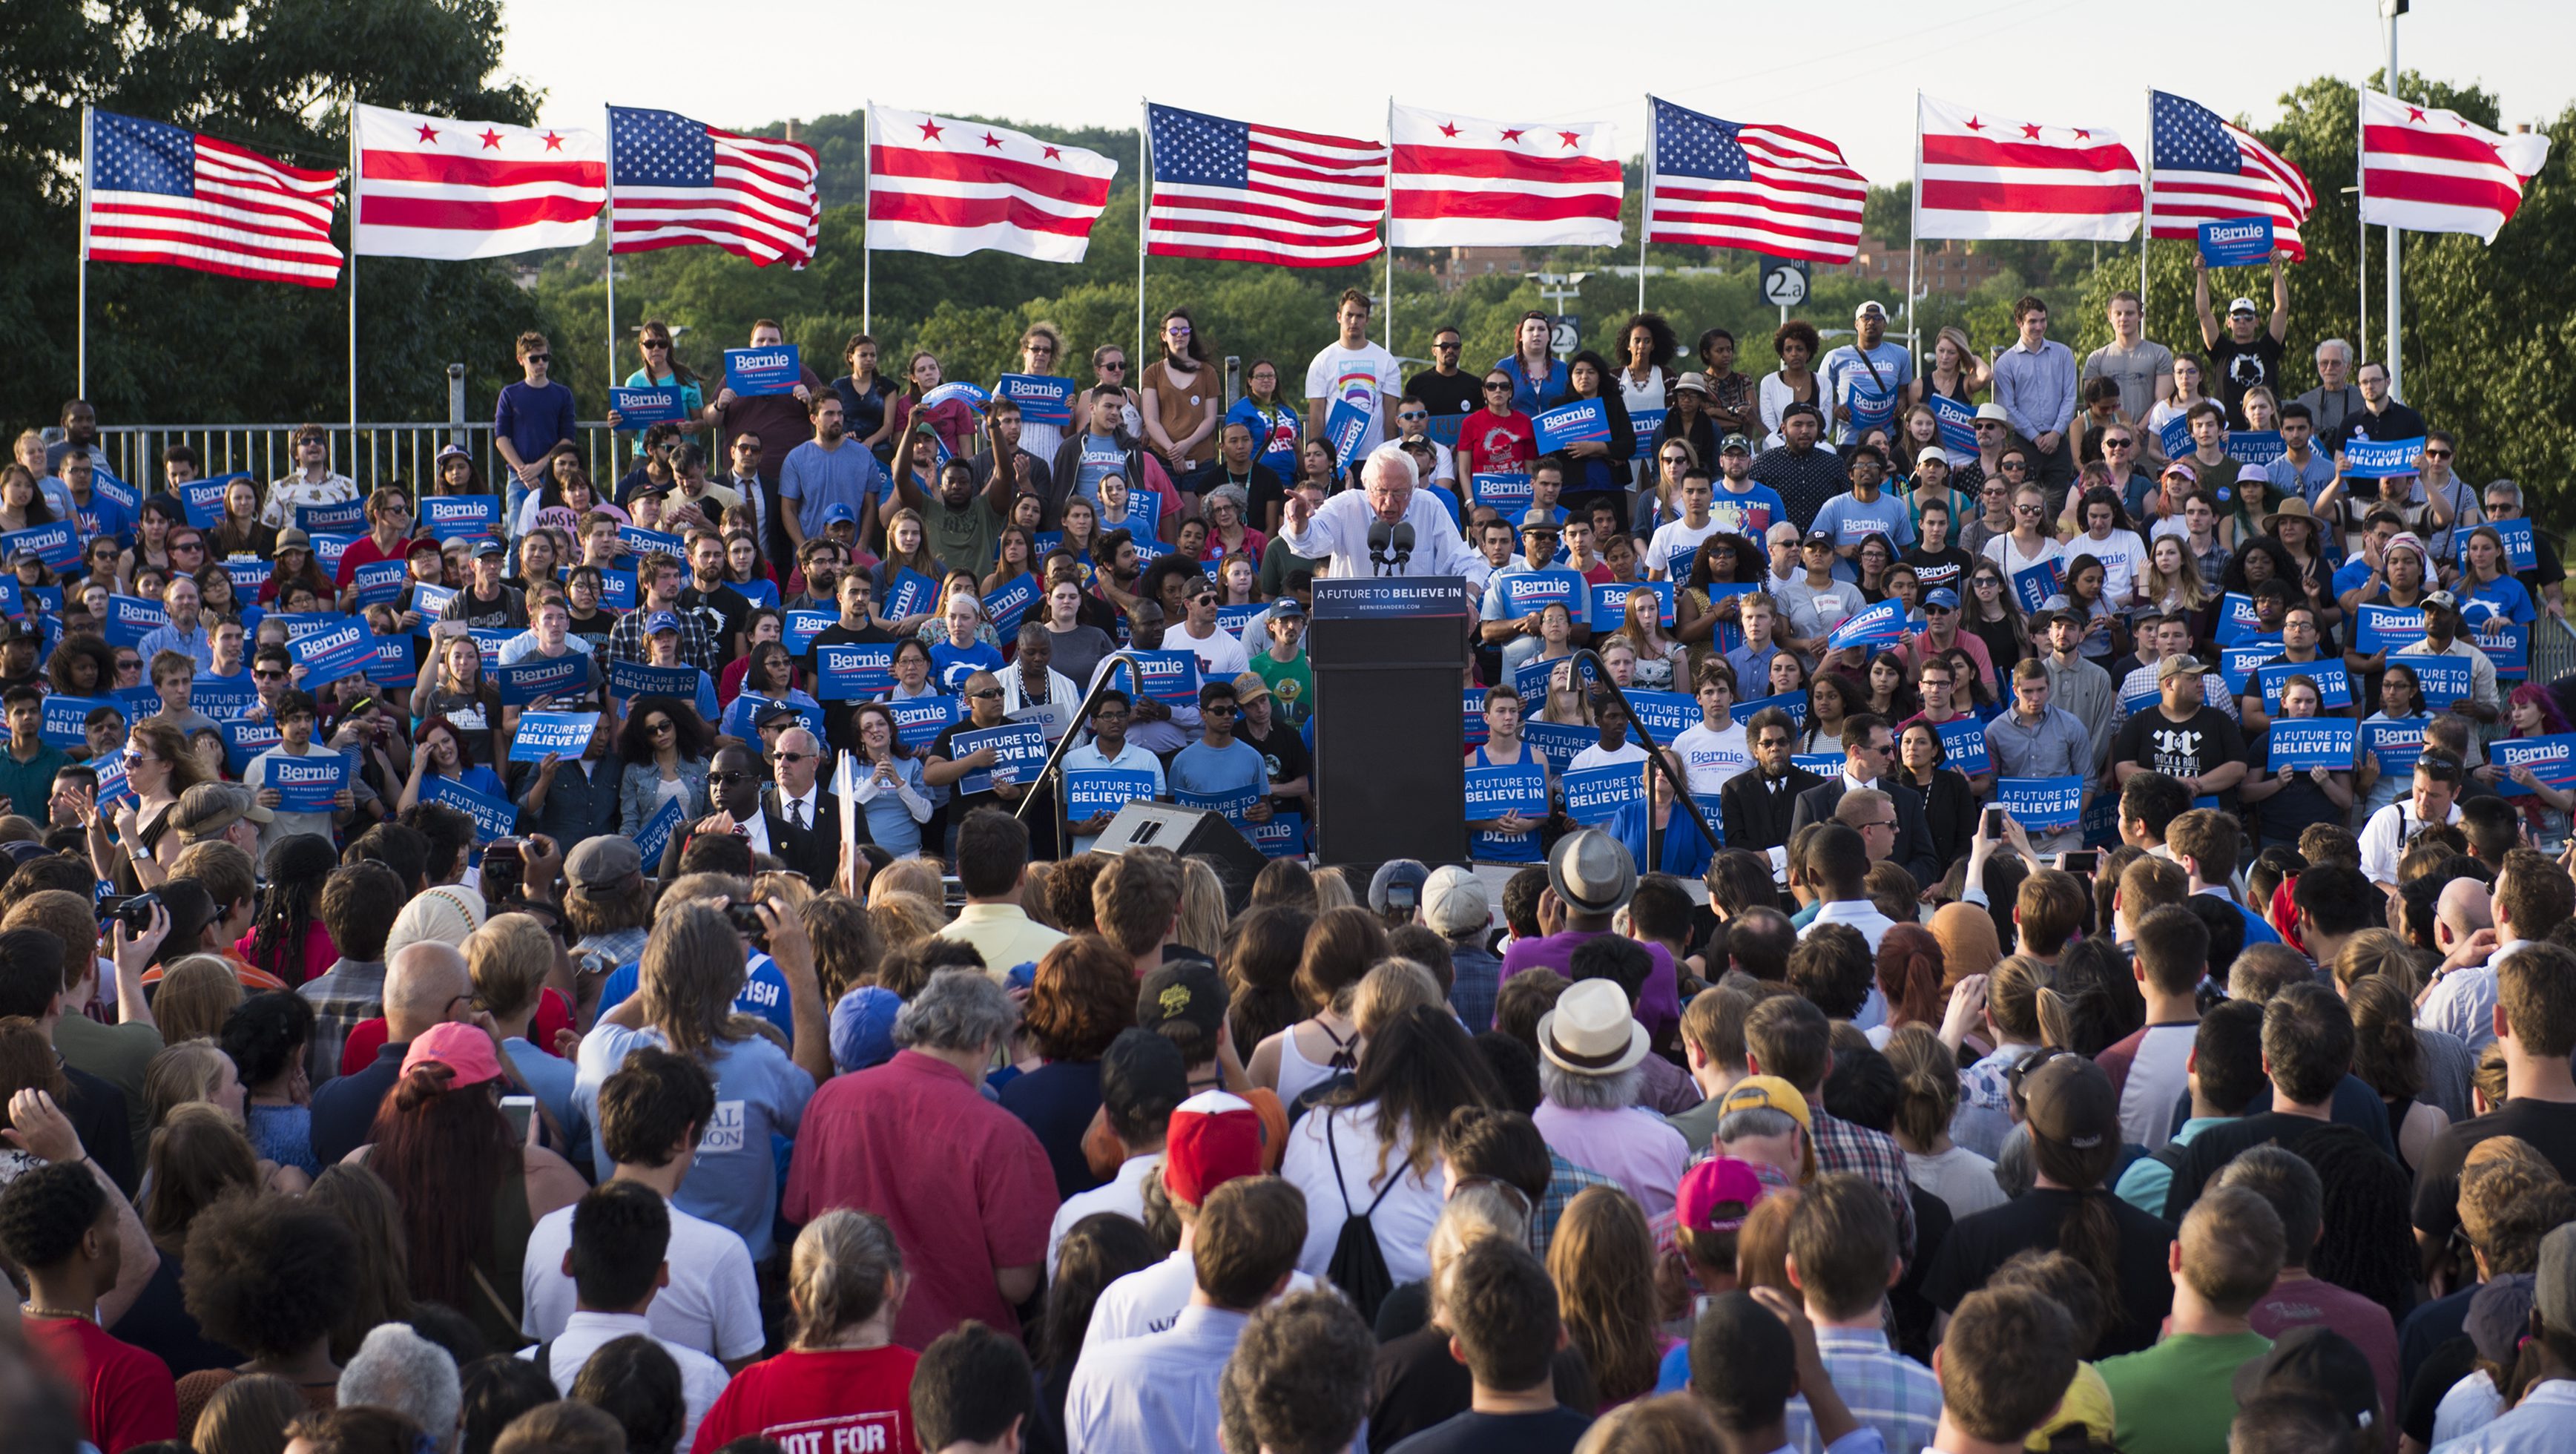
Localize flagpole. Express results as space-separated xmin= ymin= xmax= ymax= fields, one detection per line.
xmin=1384 ymin=98 xmax=1396 ymax=352
xmin=860 ymin=105 xmax=872 ymax=335
xmin=347 ymin=105 xmax=359 ymax=439
xmin=2382 ymin=19 xmax=2404 ymax=399
xmin=77 ymin=106 xmax=92 ymax=398
xmin=1136 ymin=99 xmax=1150 ymax=381
xmin=1636 ymin=94 xmax=1651 ymax=315
xmin=1906 ymin=92 xmax=1922 ymax=361
xmin=2138 ymin=89 xmax=2153 ymax=319
xmin=603 ymin=116 xmax=619 ymax=406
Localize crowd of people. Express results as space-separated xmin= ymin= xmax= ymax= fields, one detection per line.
xmin=0 ymin=270 xmax=2567 ymax=1454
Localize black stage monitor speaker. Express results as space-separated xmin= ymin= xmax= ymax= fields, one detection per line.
xmin=1091 ymin=801 xmax=1271 ymax=910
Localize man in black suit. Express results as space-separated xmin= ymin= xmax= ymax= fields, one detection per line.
xmin=1787 ymin=711 xmax=1941 ymax=889
xmin=1720 ymin=704 xmax=1824 ymax=860
xmin=759 ymin=724 xmax=852 ymax=886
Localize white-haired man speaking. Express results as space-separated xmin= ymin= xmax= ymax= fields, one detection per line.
xmin=1279 ymin=444 xmax=1489 ymax=583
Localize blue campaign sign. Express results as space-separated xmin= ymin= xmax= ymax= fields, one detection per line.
xmin=607 ymin=657 xmax=703 ymax=703
xmin=2198 ymin=216 xmax=2275 ymax=266
xmin=610 ymin=386 xmax=688 ymax=430
xmin=368 ymin=632 xmax=416 ymax=688
xmin=722 ymin=345 xmax=803 ymax=397
xmin=223 ymin=718 xmax=282 ymax=773
xmin=1731 ymin=692 xmax=1808 ymax=727
xmin=994 ymin=374 xmax=1075 ymax=427
xmin=1793 ymin=752 xmax=1845 ymax=777
xmin=920 ymin=381 xmax=989 ymax=414
xmin=1996 ymin=776 xmax=2083 ymax=834
xmin=1843 ymin=387 xmax=1896 ymax=436
xmin=2010 ymin=559 xmax=2063 ymax=614
xmin=271 ymin=611 xmax=347 ymax=642
xmin=496 ymin=654 xmax=591 ymax=707
xmin=2344 ymin=437 xmax=2425 ymax=479
xmin=1935 ymin=715 xmax=1992 ymax=775
xmin=267 ymin=751 xmax=349 ymax=813
xmin=1627 ymin=690 xmax=1699 ymax=745
xmin=2354 ymin=604 xmax=2427 ymax=654
xmin=2218 ymin=645 xmax=2273 ymax=695
xmin=2156 ymin=415 xmax=2195 ymax=460
xmin=2362 ymin=719 xmax=2426 ymax=774
xmin=721 ymin=692 xmax=825 ymax=743
xmin=113 ymin=685 xmax=162 ymax=725
xmin=1928 ymin=394 xmax=1980 ymax=453
xmin=421 ymin=495 xmax=501 ymax=542
xmin=287 ymin=616 xmax=377 ymax=687
xmin=1828 ymin=596 xmax=1909 ymax=650
xmin=1561 ymin=764 xmax=1646 ymax=825
xmin=2493 ymin=734 xmax=2576 ymax=797
xmin=953 ymin=720 xmax=1048 ymax=795
xmin=1323 ymin=399 xmax=1371 ymax=468
xmin=984 ymin=574 xmax=1041 ymax=637
xmin=887 ymin=694 xmax=959 ymax=749
xmin=619 ymin=524 xmax=686 ymax=561
xmin=2403 ymin=655 xmax=2477 ymax=707
xmin=1472 ymin=473 xmax=1535 ymax=513
xmin=1310 ymin=577 xmax=1472 ymax=620
xmin=308 ymin=532 xmax=358 ymax=579
xmin=1216 ymin=602 xmax=1267 ymax=639
xmin=2225 ymin=430 xmax=2286 ymax=467
xmin=88 ymin=472 xmax=140 ymax=516
xmin=1498 ymin=569 xmax=1588 ymax=619
xmin=882 ymin=568 xmax=939 ymax=622
xmin=92 ymin=754 xmax=132 ymax=809
xmin=1521 ymin=722 xmax=1593 ymax=776
xmin=352 ymin=559 xmax=409 ymax=608
xmin=409 ymin=584 xmax=457 ymax=631
xmin=783 ymin=609 xmax=835 ymax=654
xmin=1 ymin=522 xmax=79 ymax=570
xmin=103 ymin=595 xmax=167 ymax=648
xmin=813 ymin=642 xmax=896 ymax=701
xmin=189 ymin=674 xmax=259 ymax=721
xmin=292 ymin=499 xmax=365 ymax=535
xmin=1532 ymin=400 xmax=1612 ymax=453
xmin=2463 ymin=517 xmax=2540 ymax=572
xmin=2257 ymin=658 xmax=2353 ymax=710
xmin=423 ymin=773 xmax=518 ymax=843
xmin=1590 ymin=580 xmax=1674 ymax=632
xmin=2474 ymin=622 xmax=2531 ymax=677
xmin=1466 ymin=761 xmax=1549 ymax=863
xmin=2267 ymin=717 xmax=2358 ymax=772
xmin=1176 ymin=786 xmax=1263 ymax=828
xmin=1107 ymin=651 xmax=1202 ymax=705
xmin=180 ymin=476 xmax=240 ymax=529
xmin=1513 ymin=654 xmax=1580 ymax=703
xmin=2215 ymin=593 xmax=2264 ymax=645
xmin=1461 ymin=690 xmax=1489 ymax=748
xmin=1067 ymin=769 xmax=1159 ymax=819
xmin=1246 ymin=811 xmax=1305 ymax=858
xmin=1628 ymin=409 xmax=1666 ymax=459
xmin=510 ymin=711 xmax=600 ymax=764
xmin=39 ymin=696 xmax=114 ymax=749
xmin=631 ymin=796 xmax=686 ymax=868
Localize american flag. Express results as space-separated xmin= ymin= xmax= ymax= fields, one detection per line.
xmin=2147 ymin=92 xmax=2313 ymax=261
xmin=1145 ymin=105 xmax=1386 ymax=269
xmin=83 ymin=109 xmax=342 ymax=288
xmin=609 ymin=107 xmax=818 ymax=267
xmin=1644 ymin=96 xmax=1865 ymax=263
xmin=351 ymin=103 xmax=605 ymax=260
xmin=866 ymin=105 xmax=1117 ymax=263
xmin=2359 ymin=91 xmax=2552 ymax=244
xmin=1915 ymin=94 xmax=2140 ymax=242
xmin=1386 ymin=105 xmax=1621 ymax=249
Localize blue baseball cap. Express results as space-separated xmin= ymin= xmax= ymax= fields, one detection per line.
xmin=643 ymin=611 xmax=680 ymax=635
xmin=1923 ymin=588 xmax=1959 ymax=611
xmin=820 ymin=502 xmax=857 ymax=527
xmin=829 ymin=986 xmax=904 ymax=1073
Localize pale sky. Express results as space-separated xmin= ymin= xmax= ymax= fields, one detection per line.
xmin=504 ymin=0 xmax=2566 ymax=189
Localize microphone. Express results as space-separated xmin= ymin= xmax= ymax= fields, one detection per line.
xmin=1367 ymin=519 xmax=1394 ymax=576
xmin=1389 ymin=522 xmax=1415 ymax=570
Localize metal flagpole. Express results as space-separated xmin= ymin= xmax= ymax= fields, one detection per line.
xmin=1906 ymin=93 xmax=1922 ymax=358
xmin=604 ymin=117 xmax=619 ymax=401
xmin=77 ymin=107 xmax=91 ymax=397
xmin=2356 ymin=183 xmax=2368 ymax=366
xmin=1637 ymin=94 xmax=1651 ymax=314
xmin=1136 ymin=100 xmax=1150 ymax=377
xmin=2382 ymin=7 xmax=2404 ymax=398
xmin=347 ymin=108 xmax=360 ymax=437
xmin=860 ymin=105 xmax=872 ymax=334
xmin=1383 ymin=99 xmax=1396 ymax=351
xmin=2139 ymin=90 xmax=2153 ymax=318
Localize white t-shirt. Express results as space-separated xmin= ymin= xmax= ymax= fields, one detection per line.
xmin=1047 ymin=1154 xmax=1158 ymax=1285
xmin=1647 ymin=517 xmax=1723 ymax=580
xmin=2072 ymin=527 xmax=2150 ymax=607
xmin=1170 ymin=621 xmax=1251 ymax=681
xmin=1673 ymin=720 xmax=1753 ymax=796
xmin=1085 ymin=1250 xmax=1323 ymax=1346
xmin=1281 ymin=1103 xmax=1445 ymax=1287
xmin=522 ymin=1312 xmax=730 ymax=1453
xmin=521 ymin=1192 xmax=765 ymax=1363
xmin=2114 ymin=1023 xmax=2198 ymax=1153
xmin=1568 ymin=743 xmax=1649 ymax=774
xmin=1305 ymin=341 xmax=1403 ymax=446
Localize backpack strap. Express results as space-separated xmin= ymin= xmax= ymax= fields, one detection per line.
xmin=1322 ymin=1108 xmax=1401 ymax=1220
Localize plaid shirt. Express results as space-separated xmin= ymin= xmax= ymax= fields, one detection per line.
xmin=1534 ymin=1151 xmax=1616 ymax=1259
xmin=1747 ymin=444 xmax=1851 ymax=533
xmin=297 ymin=958 xmax=386 ymax=1085
xmin=1813 ymin=1111 xmax=1918 ymax=1263
xmin=1785 ymin=1328 xmax=1942 ymax=1454
xmin=605 ymin=602 xmax=721 ymax=677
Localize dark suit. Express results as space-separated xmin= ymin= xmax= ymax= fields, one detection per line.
xmin=762 ymin=783 xmax=855 ymax=886
xmin=1720 ymin=766 xmax=1826 ymax=855
xmin=1788 ymin=774 xmax=1942 ymax=890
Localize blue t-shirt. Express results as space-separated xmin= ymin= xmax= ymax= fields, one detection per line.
xmin=2461 ymin=573 xmax=2536 ymax=632
xmin=1070 ymin=434 xmax=1126 ymax=507
xmin=593 ymin=950 xmax=794 ymax=1044
xmin=495 ymin=379 xmax=578 ymax=468
xmin=1225 ymin=398 xmax=1301 ymax=480
xmin=780 ymin=440 xmax=886 ymax=540
xmin=1495 ymin=355 xmax=1569 ymax=415
xmin=1168 ymin=738 xmax=1270 ymax=800
xmin=1810 ymin=489 xmax=1916 ymax=559
xmin=1706 ymin=481 xmax=1788 ymax=540
xmin=929 ymin=640 xmax=1005 ymax=694
xmin=573 ymin=1018 xmax=814 ymax=1261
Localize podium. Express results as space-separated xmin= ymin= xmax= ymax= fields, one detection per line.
xmin=1309 ymin=576 xmax=1474 ymax=868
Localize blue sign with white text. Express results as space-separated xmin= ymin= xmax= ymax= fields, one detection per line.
xmin=1107 ymin=651 xmax=1202 ymax=705
xmin=267 ymin=751 xmax=348 ymax=813
xmin=2354 ymin=604 xmax=2427 ymax=655
xmin=40 ymin=696 xmax=114 ymax=749
xmin=1472 ymin=473 xmax=1534 ymax=513
xmin=2493 ymin=734 xmax=2576 ymax=797
xmin=1928 ymin=394 xmax=1979 ymax=454
xmin=2197 ymin=216 xmax=2275 ymax=267
xmin=0 ymin=522 xmax=79 ymax=570
xmin=994 ymin=374 xmax=1075 ymax=427
xmin=2256 ymin=658 xmax=2353 ymax=710
xmin=510 ymin=711 xmax=600 ymax=764
xmin=495 ymin=654 xmax=591 ymax=707
xmin=607 ymin=658 xmax=705 ymax=704
xmin=422 ymin=495 xmax=500 ymax=542
xmin=1067 ymin=770 xmax=1159 ymax=820
xmin=286 ymin=617 xmax=377 ymax=687
xmin=293 ymin=499 xmax=365 ymax=535
xmin=2402 ymin=656 xmax=2476 ymax=707
xmin=1625 ymin=690 xmax=1699 ymax=745
xmin=722 ymin=345 xmax=803 ymax=397
xmin=1590 ymin=580 xmax=1675 ymax=632
xmin=952 ymin=720 xmax=1048 ymax=796
xmin=1996 ymin=775 xmax=2083 ymax=834
xmin=103 ymin=596 xmax=167 ymax=648
xmin=423 ymin=773 xmax=517 ymax=843
xmin=1466 ymin=762 xmax=1550 ymax=863
xmin=1532 ymin=400 xmax=1612 ymax=453
xmin=352 ymin=559 xmax=409 ymax=608
xmin=2363 ymin=719 xmax=2425 ymax=774
xmin=610 ymin=387 xmax=688 ymax=429
xmin=2344 ymin=437 xmax=2426 ymax=479
xmin=813 ymin=643 xmax=896 ymax=701
xmin=1935 ymin=715 xmax=1992 ymax=775
xmin=2267 ymin=717 xmax=2357 ymax=772
xmin=1561 ymin=764 xmax=1646 ymax=825
xmin=1324 ymin=399 xmax=1371 ymax=469
xmin=2225 ymin=431 xmax=2286 ymax=467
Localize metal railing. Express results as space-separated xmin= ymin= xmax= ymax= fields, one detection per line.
xmin=95 ymin=421 xmax=630 ymax=493
xmin=1012 ymin=649 xmax=1164 ymax=862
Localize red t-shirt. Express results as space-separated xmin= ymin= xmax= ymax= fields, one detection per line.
xmin=1456 ymin=409 xmax=1539 ymax=478
xmin=338 ymin=987 xmax=576 ymax=1076
xmin=332 ymin=531 xmax=414 ymax=589
xmin=688 ymin=1346 xmax=920 ymax=1454
xmin=2250 ymin=1274 xmax=2401 ymax=1420
xmin=783 ymin=1050 xmax=1058 ymax=1349
xmin=25 ymin=1314 xmax=177 ymax=1453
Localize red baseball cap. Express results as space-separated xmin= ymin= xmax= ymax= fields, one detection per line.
xmin=1163 ymin=1090 xmax=1263 ymax=1207
xmin=401 ymin=1021 xmax=503 ymax=1090
xmin=1675 ymin=1157 xmax=1768 ymax=1236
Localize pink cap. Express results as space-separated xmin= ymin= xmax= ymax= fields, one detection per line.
xmin=401 ymin=1021 xmax=504 ymax=1090
xmin=1163 ymin=1090 xmax=1264 ymax=1207
xmin=1675 ymin=1157 xmax=1768 ymax=1236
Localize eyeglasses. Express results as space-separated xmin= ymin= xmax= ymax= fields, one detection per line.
xmin=1858 ymin=817 xmax=1898 ymax=830
xmin=2014 ymin=504 xmax=2042 ymax=516
xmin=732 ymin=442 xmax=760 ymax=453
xmin=1756 ymin=735 xmax=1793 ymax=749
xmin=774 ymin=751 xmax=813 ymax=765
xmin=1974 ymin=421 xmax=2005 ymax=432
xmin=1974 ymin=577 xmax=2001 ymax=588
xmin=1397 ymin=410 xmax=1427 ymax=421
xmin=1099 ymin=361 xmax=1127 ymax=372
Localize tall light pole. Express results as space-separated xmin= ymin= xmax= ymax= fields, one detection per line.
xmin=2382 ymin=0 xmax=2408 ymax=398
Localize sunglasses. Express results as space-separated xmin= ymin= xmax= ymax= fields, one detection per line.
xmin=967 ymin=688 xmax=1004 ymax=700
xmin=774 ymin=751 xmax=813 ymax=765
xmin=1099 ymin=361 xmax=1127 ymax=372
xmin=2102 ymin=438 xmax=2135 ymax=448
xmin=2425 ymin=448 xmax=2454 ymax=458
xmin=1434 ymin=340 xmax=1462 ymax=351
xmin=1483 ymin=382 xmax=1514 ymax=392
xmin=525 ymin=353 xmax=549 ymax=364
xmin=646 ymin=720 xmax=674 ymax=733
xmin=2000 ymin=461 xmax=2031 ymax=473
xmin=1203 ymin=703 xmax=1239 ymax=715
xmin=707 ymin=771 xmax=754 ymax=786
xmin=642 ymin=339 xmax=670 ymax=350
